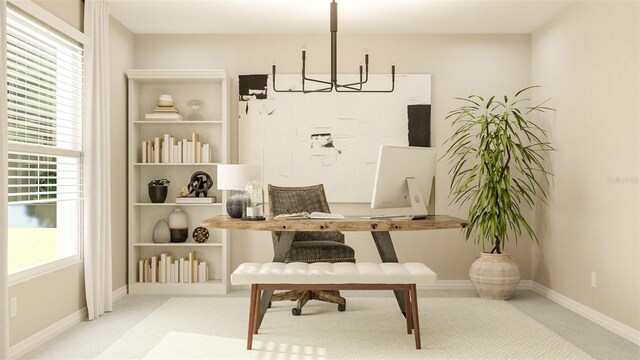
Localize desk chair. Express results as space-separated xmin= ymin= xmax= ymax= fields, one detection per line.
xmin=268 ymin=184 xmax=356 ymax=315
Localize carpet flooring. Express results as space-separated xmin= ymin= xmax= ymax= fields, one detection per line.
xmin=95 ymin=296 xmax=593 ymax=359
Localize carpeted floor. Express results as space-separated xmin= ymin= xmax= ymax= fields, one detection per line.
xmin=95 ymin=296 xmax=593 ymax=359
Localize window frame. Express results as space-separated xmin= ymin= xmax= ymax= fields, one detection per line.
xmin=5 ymin=0 xmax=88 ymax=285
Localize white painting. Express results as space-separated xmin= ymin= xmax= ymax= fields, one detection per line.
xmin=238 ymin=74 xmax=431 ymax=203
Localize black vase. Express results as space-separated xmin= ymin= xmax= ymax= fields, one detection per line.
xmin=149 ymin=185 xmax=168 ymax=203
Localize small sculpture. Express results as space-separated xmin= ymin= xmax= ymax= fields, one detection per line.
xmin=179 ymin=186 xmax=190 ymax=197
xmin=192 ymin=227 xmax=209 ymax=243
xmin=187 ymin=171 xmax=213 ymax=197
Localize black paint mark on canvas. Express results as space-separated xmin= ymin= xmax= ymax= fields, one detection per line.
xmin=239 ymin=75 xmax=268 ymax=101
xmin=407 ymin=104 xmax=431 ymax=147
xmin=311 ymin=133 xmax=335 ymax=148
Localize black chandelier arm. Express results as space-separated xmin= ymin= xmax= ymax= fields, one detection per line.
xmin=271 ymin=0 xmax=395 ymax=93
xmin=335 ymin=66 xmax=395 ymax=93
xmin=272 ymin=65 xmax=304 ymax=93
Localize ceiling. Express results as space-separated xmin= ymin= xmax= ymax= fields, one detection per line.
xmin=109 ymin=0 xmax=575 ymax=35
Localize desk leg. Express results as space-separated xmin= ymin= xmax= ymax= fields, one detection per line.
xmin=257 ymin=231 xmax=295 ymax=329
xmin=371 ymin=231 xmax=408 ymax=317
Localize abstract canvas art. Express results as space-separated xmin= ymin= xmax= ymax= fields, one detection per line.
xmin=238 ymin=74 xmax=431 ymax=202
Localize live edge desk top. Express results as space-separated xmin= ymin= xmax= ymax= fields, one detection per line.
xmin=200 ymin=215 xmax=468 ymax=232
xmin=201 ymin=214 xmax=466 ymax=328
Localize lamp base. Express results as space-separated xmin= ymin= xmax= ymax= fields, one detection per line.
xmin=226 ymin=193 xmax=245 ymax=218
xmin=241 ymin=216 xmax=265 ymax=221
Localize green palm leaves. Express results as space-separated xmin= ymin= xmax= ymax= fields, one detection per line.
xmin=443 ymin=86 xmax=554 ymax=254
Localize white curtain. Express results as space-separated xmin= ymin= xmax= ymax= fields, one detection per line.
xmin=0 ymin=0 xmax=10 ymax=355
xmin=83 ymin=0 xmax=113 ymax=321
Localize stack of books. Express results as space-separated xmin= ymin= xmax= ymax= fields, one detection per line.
xmin=138 ymin=251 xmax=209 ymax=284
xmin=141 ymin=132 xmax=213 ymax=163
xmin=145 ymin=98 xmax=183 ymax=121
xmin=176 ymin=196 xmax=216 ymax=204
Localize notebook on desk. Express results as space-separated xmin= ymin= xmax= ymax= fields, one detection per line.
xmin=273 ymin=212 xmax=346 ymax=220
xmin=358 ymin=215 xmax=415 ymax=220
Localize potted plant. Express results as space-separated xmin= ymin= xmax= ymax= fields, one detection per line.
xmin=148 ymin=178 xmax=170 ymax=203
xmin=443 ymin=86 xmax=554 ymax=300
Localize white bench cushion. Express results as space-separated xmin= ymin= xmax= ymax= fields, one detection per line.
xmin=230 ymin=262 xmax=437 ymax=285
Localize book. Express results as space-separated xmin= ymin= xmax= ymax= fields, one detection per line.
xmin=166 ymin=254 xmax=173 ymax=283
xmin=159 ymin=253 xmax=166 ymax=283
xmin=192 ymin=260 xmax=198 ymax=283
xmin=145 ymin=113 xmax=183 ymax=121
xmin=151 ymin=256 xmax=158 ymax=283
xmin=179 ymin=257 xmax=186 ymax=283
xmin=175 ymin=196 xmax=215 ymax=204
xmin=144 ymin=259 xmax=151 ymax=282
xmin=153 ymin=106 xmax=178 ymax=113
xmin=274 ymin=212 xmax=345 ymax=220
xmin=138 ymin=260 xmax=144 ymax=283
xmin=192 ymin=133 xmax=199 ymax=163
xmin=154 ymin=137 xmax=160 ymax=163
xmin=198 ymin=262 xmax=208 ymax=282
xmin=188 ymin=251 xmax=197 ymax=283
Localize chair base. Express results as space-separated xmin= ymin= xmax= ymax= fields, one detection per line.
xmin=271 ymin=290 xmax=346 ymax=315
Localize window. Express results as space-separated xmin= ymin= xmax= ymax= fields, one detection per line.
xmin=5 ymin=7 xmax=84 ymax=280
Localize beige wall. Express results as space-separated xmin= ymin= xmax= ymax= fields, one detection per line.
xmin=33 ymin=0 xmax=82 ymax=30
xmin=531 ymin=1 xmax=640 ymax=330
xmin=110 ymin=17 xmax=135 ymax=292
xmin=8 ymin=0 xmax=85 ymax=346
xmin=133 ymin=34 xmax=533 ymax=280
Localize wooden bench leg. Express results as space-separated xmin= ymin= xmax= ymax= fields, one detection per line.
xmin=404 ymin=288 xmax=412 ymax=334
xmin=247 ymin=284 xmax=257 ymax=350
xmin=253 ymin=286 xmax=261 ymax=334
xmin=410 ymin=284 xmax=421 ymax=349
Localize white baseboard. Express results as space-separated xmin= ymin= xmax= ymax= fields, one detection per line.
xmin=418 ymin=279 xmax=532 ymax=290
xmin=531 ymin=281 xmax=640 ymax=346
xmin=112 ymin=285 xmax=128 ymax=302
xmin=8 ymin=306 xmax=87 ymax=359
xmin=8 ymin=286 xmax=128 ymax=359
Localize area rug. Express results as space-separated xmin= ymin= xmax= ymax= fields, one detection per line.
xmin=97 ymin=297 xmax=593 ymax=359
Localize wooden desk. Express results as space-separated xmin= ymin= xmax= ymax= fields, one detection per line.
xmin=201 ymin=215 xmax=467 ymax=327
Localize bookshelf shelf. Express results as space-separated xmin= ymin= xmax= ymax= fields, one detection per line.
xmin=129 ymin=279 xmax=226 ymax=295
xmin=127 ymin=69 xmax=231 ymax=296
xmin=134 ymin=120 xmax=223 ymax=124
xmin=133 ymin=242 xmax=223 ymax=247
xmin=134 ymin=202 xmax=223 ymax=207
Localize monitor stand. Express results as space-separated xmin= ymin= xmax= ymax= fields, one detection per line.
xmin=406 ymin=177 xmax=429 ymax=219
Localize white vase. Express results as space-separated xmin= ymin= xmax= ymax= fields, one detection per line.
xmin=168 ymin=208 xmax=188 ymax=243
xmin=152 ymin=219 xmax=171 ymax=244
xmin=469 ymin=253 xmax=521 ymax=300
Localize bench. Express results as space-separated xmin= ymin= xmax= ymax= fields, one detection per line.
xmin=230 ymin=262 xmax=437 ymax=350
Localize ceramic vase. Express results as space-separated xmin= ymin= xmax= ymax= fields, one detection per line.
xmin=152 ymin=219 xmax=171 ymax=243
xmin=149 ymin=185 xmax=168 ymax=203
xmin=469 ymin=252 xmax=521 ymax=300
xmin=168 ymin=208 xmax=188 ymax=243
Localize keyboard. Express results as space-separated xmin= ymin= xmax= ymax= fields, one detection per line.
xmin=359 ymin=215 xmax=415 ymax=220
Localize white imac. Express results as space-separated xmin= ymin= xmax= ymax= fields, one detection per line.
xmin=370 ymin=145 xmax=436 ymax=219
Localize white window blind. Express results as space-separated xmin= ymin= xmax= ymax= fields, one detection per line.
xmin=6 ymin=8 xmax=84 ymax=205
xmin=5 ymin=6 xmax=84 ymax=276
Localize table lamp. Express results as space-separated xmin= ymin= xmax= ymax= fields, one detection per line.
xmin=217 ymin=164 xmax=262 ymax=219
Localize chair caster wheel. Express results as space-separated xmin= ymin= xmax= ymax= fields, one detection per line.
xmin=338 ymin=304 xmax=346 ymax=312
xmin=267 ymin=302 xmax=271 ymax=308
xmin=292 ymin=308 xmax=301 ymax=316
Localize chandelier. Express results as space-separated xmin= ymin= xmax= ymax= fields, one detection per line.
xmin=271 ymin=0 xmax=396 ymax=93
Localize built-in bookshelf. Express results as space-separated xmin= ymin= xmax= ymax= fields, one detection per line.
xmin=127 ymin=70 xmax=230 ymax=295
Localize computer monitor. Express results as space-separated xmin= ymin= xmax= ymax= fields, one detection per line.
xmin=371 ymin=145 xmax=436 ymax=219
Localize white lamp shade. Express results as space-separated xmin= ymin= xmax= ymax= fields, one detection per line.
xmin=217 ymin=164 xmax=262 ymax=190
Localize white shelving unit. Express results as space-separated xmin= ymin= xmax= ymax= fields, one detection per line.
xmin=126 ymin=70 xmax=230 ymax=295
